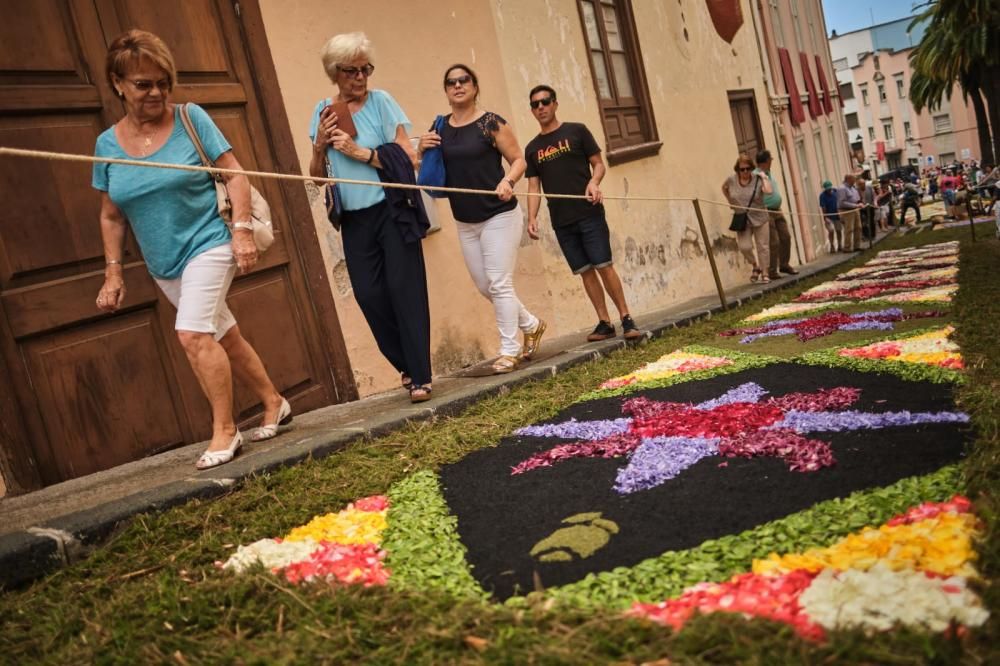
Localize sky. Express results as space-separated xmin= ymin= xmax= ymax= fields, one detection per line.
xmin=821 ymin=0 xmax=925 ymax=36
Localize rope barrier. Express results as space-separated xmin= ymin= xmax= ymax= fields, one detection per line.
xmin=0 ymin=145 xmax=869 ymax=219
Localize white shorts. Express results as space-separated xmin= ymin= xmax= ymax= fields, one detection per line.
xmin=154 ymin=244 xmax=237 ymax=340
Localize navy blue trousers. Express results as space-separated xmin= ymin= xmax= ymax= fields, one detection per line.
xmin=341 ymin=200 xmax=432 ymax=386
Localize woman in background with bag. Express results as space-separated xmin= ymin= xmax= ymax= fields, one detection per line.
xmin=308 ymin=32 xmax=433 ymax=402
xmin=417 ymin=64 xmax=546 ymax=375
xmin=722 ymin=153 xmax=773 ymax=283
xmin=92 ymin=30 xmax=290 ymax=470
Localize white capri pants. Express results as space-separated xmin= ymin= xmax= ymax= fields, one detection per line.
xmin=154 ymin=243 xmax=237 ymax=341
xmin=456 ymin=204 xmax=540 ymax=357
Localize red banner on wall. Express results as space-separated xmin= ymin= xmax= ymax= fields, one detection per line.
xmin=876 ymin=141 xmax=886 ymax=161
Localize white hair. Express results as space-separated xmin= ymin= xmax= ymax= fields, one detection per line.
xmin=320 ymin=32 xmax=374 ymax=81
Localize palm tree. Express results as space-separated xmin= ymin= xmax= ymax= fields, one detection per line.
xmin=909 ymin=0 xmax=1000 ymax=164
xmin=910 ymin=69 xmax=994 ymax=165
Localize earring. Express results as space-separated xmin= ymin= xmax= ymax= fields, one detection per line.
xmin=116 ymin=89 xmax=124 ymax=98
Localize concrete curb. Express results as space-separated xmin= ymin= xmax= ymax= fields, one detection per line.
xmin=0 ymin=236 xmax=890 ymax=590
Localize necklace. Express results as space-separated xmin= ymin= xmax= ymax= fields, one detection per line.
xmin=128 ymin=118 xmax=162 ymax=156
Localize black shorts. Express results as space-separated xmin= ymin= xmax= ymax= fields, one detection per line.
xmin=553 ymin=213 xmax=613 ymax=274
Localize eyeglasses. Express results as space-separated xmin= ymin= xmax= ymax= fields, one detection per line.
xmin=530 ymin=96 xmax=554 ymax=109
xmin=338 ymin=64 xmax=375 ymax=78
xmin=737 ymin=166 xmax=753 ymax=172
xmin=127 ymin=78 xmax=171 ymax=93
xmin=445 ymin=74 xmax=472 ymax=87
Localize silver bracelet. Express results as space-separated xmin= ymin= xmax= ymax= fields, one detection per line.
xmin=106 ymin=259 xmax=123 ymax=266
xmin=231 ymin=221 xmax=254 ymax=232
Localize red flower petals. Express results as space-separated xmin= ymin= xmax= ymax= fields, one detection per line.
xmin=631 ymin=570 xmax=824 ymax=641
xmin=795 ymin=279 xmax=953 ymax=302
xmin=718 ymin=429 xmax=834 ymax=472
xmin=887 ymin=495 xmax=973 ymax=526
xmin=769 ymin=387 xmax=861 ymax=412
xmin=283 ymin=542 xmax=389 ymax=587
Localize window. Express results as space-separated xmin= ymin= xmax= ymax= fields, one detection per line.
xmin=769 ymin=0 xmax=785 ymax=48
xmin=813 ymin=131 xmax=828 ymax=182
xmin=833 ymin=57 xmax=848 ymax=71
xmin=933 ymin=114 xmax=952 ymax=134
xmin=868 ymin=126 xmax=876 ymax=141
xmin=903 ymin=121 xmax=912 ymax=139
xmin=577 ymin=0 xmax=659 ymax=162
xmin=895 ymin=76 xmax=905 ymax=98
xmin=790 ymin=2 xmax=804 ymax=51
xmin=839 ymin=82 xmax=854 ymax=100
xmin=860 ymin=84 xmax=869 ymax=106
xmin=877 ymin=84 xmax=887 ymax=101
xmin=845 ymin=112 xmax=860 ymax=129
xmin=883 ymin=122 xmax=894 ymax=140
xmin=939 ymin=152 xmax=955 ymax=164
xmin=795 ymin=138 xmax=811 ymax=200
xmin=828 ymin=125 xmax=841 ymax=174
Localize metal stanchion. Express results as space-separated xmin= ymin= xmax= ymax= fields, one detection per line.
xmin=692 ymin=198 xmax=728 ymax=311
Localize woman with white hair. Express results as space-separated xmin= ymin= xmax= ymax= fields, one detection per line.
xmin=308 ymin=32 xmax=433 ymax=402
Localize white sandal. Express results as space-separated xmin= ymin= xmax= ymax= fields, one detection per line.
xmin=250 ymin=398 xmax=292 ymax=442
xmin=196 ymin=431 xmax=243 ymax=470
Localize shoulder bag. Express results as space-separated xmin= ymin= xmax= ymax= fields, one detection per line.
xmin=416 ymin=114 xmax=447 ymax=198
xmin=728 ymin=176 xmax=760 ymax=232
xmin=179 ymin=104 xmax=274 ymax=252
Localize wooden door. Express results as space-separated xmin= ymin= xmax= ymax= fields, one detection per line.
xmin=0 ymin=0 xmax=353 ymax=490
xmin=729 ymin=90 xmax=764 ymax=157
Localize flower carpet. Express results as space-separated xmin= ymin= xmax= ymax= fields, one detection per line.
xmin=218 ymin=240 xmax=989 ymax=643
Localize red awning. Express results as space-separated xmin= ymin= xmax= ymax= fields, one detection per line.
xmin=799 ymin=51 xmax=823 ymax=119
xmin=814 ymin=54 xmax=834 ymax=115
xmin=778 ymin=48 xmax=805 ymax=126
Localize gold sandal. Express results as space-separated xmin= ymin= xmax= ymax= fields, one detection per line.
xmin=522 ymin=319 xmax=547 ymax=360
xmin=492 ymin=354 xmax=521 ymax=374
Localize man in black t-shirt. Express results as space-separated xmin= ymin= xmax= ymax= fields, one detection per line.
xmin=525 ymin=85 xmax=642 ymax=342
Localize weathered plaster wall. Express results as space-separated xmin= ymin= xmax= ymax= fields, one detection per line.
xmin=487 ymin=0 xmax=780 ymax=323
xmin=260 ymin=0 xmax=778 ymax=396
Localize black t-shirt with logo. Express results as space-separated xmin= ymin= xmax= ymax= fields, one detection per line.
xmin=525 ymin=122 xmax=604 ymax=227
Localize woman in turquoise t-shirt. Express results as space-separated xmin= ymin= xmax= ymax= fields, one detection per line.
xmin=308 ymin=32 xmax=433 ymax=403
xmin=93 ymin=30 xmax=290 ymax=470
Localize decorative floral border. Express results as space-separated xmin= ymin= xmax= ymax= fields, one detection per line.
xmin=577 ymin=345 xmax=777 ymax=401
xmin=630 ymin=494 xmax=987 ymax=640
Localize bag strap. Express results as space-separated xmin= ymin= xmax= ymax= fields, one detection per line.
xmin=742 ymin=175 xmax=760 ymax=210
xmin=179 ymin=103 xmax=224 ymax=184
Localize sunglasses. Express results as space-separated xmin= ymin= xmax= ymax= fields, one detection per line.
xmin=446 ymin=74 xmax=472 ymax=87
xmin=530 ymin=96 xmax=554 ymax=109
xmin=338 ymin=64 xmax=375 ymax=78
xmin=127 ymin=78 xmax=170 ymax=93
xmin=738 ymin=166 xmax=753 ymax=172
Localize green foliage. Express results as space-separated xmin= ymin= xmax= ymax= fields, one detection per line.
xmin=383 ymin=471 xmax=488 ymax=601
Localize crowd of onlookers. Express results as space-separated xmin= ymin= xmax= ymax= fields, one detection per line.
xmin=817 ymin=160 xmax=999 ymax=252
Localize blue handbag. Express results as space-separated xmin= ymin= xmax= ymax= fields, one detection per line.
xmin=416 ymin=115 xmax=447 ymax=198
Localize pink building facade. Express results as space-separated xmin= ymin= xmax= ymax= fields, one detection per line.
xmin=750 ymin=0 xmax=853 ymax=260
xmin=847 ymin=48 xmax=982 ymax=173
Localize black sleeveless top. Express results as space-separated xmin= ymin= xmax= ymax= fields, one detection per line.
xmin=439 ymin=111 xmax=518 ymax=223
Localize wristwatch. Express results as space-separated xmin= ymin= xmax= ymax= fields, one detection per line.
xmin=232 ymin=221 xmax=254 ymax=232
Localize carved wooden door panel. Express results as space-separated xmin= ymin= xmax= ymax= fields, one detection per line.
xmin=0 ymin=0 xmax=344 ymax=488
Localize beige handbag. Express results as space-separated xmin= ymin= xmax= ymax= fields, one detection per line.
xmin=178 ymin=104 xmax=274 ymax=252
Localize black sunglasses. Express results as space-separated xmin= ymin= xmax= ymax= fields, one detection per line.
xmin=530 ymin=96 xmax=554 ymax=109
xmin=738 ymin=166 xmax=753 ymax=172
xmin=446 ymin=74 xmax=472 ymax=87
xmin=338 ymin=64 xmax=375 ymax=78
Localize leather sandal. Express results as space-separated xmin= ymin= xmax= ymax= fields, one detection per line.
xmin=196 ymin=431 xmax=243 ymax=470
xmin=409 ymin=384 xmax=432 ymax=403
xmin=401 ymin=373 xmax=413 ymax=390
xmin=492 ymin=354 xmax=521 ymax=374
xmin=522 ymin=319 xmax=547 ymax=360
xmin=250 ymin=398 xmax=292 ymax=442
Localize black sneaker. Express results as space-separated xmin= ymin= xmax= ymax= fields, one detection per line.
xmin=622 ymin=315 xmax=643 ymax=340
xmin=587 ymin=320 xmax=616 ymax=341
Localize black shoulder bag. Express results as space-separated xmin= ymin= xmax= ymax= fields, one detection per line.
xmin=729 ymin=176 xmax=760 ymax=232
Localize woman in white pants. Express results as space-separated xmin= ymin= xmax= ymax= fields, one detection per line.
xmin=419 ymin=64 xmax=546 ymax=373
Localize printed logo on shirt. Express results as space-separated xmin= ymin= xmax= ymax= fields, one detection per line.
xmin=536 ymin=139 xmax=572 ymax=164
